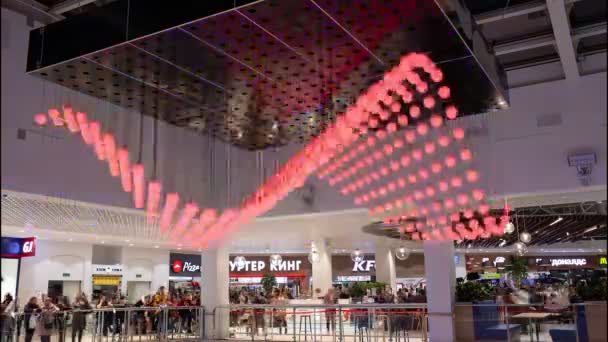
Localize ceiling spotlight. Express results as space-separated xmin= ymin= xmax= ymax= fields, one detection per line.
xmin=129 ymin=243 xmax=134 ymax=247
xmin=308 ymin=250 xmax=320 ymax=263
xmin=101 ymin=241 xmax=105 ymax=244
xmin=549 ymin=217 xmax=563 ymax=226
xmin=395 ymin=246 xmax=411 ymax=260
xmin=269 ymin=254 xmax=282 ymax=265
xmin=177 ymin=247 xmax=181 ymax=250
xmin=125 ymin=239 xmax=130 ymax=242
xmin=154 ymin=245 xmax=159 ymax=248
xmin=350 ymin=249 xmax=364 ymax=262
xmin=498 ymin=240 xmax=507 ymax=247
xmin=234 ymin=255 xmax=247 ymax=268
xmin=566 ymin=232 xmax=570 ymax=236
xmin=504 ymin=222 xmax=515 ymax=234
xmin=68 ymin=238 xmax=73 ymax=242
xmin=520 ymin=231 xmax=532 ymax=244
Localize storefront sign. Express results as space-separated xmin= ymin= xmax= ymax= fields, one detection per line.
xmin=1 ymin=236 xmax=36 ymax=258
xmin=228 ymin=255 xmax=311 ymax=277
xmin=93 ymin=275 xmax=121 ymax=285
xmin=62 ymin=273 xmax=70 ymax=277
xmin=481 ymin=272 xmax=501 ymax=280
xmin=353 ymin=260 xmax=376 ymax=272
xmin=336 ymin=275 xmax=372 ymax=282
xmin=534 ymin=257 xmax=589 ymax=268
xmin=93 ymin=264 xmax=123 ymax=274
xmin=229 ymin=259 xmax=302 ymax=272
xmin=170 ymin=253 xmax=202 ymax=276
xmin=599 ymin=256 xmax=607 ymax=266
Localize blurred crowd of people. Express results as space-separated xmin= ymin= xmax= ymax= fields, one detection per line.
xmin=0 ymin=287 xmax=200 ymax=342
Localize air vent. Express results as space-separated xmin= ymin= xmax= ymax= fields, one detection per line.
xmin=536 ymin=113 xmax=562 ymax=128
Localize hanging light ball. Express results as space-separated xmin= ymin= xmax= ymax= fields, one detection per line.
xmin=516 ymin=244 xmax=528 ymax=256
xmin=350 ymin=249 xmax=365 ymax=262
xmin=520 ymin=231 xmax=532 ymax=244
xmin=269 ymin=254 xmax=282 ymax=265
xmin=308 ymin=250 xmax=320 ymax=263
xmin=395 ymin=246 xmax=411 ymax=260
xmin=504 ymin=222 xmax=515 ymax=234
xmin=234 ymin=256 xmax=247 ymax=269
xmin=513 ymin=241 xmax=526 ymax=252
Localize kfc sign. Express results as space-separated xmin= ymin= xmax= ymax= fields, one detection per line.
xmin=169 ymin=253 xmax=202 ymax=276
xmin=353 ymin=260 xmax=376 ymax=272
xmin=1 ymin=237 xmax=36 ymax=258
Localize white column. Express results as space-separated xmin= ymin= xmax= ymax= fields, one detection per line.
xmin=201 ymin=246 xmax=230 ymax=339
xmin=311 ymin=240 xmax=332 ymax=295
xmin=375 ymin=243 xmax=397 ymax=291
xmin=423 ymin=240 xmax=456 ymax=341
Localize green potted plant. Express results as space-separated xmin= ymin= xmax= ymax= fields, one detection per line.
xmin=454 ymin=282 xmax=495 ymax=341
xmin=350 ymin=282 xmax=367 ymax=302
xmin=455 ymin=282 xmax=494 ymax=303
xmin=260 ymin=272 xmax=277 ymax=295
xmin=506 ymin=257 xmax=528 ymax=287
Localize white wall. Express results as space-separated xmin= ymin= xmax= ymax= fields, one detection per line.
xmin=1 ymin=258 xmax=19 ymax=299
xmin=18 ymin=240 xmax=92 ymax=304
xmin=120 ymin=247 xmax=169 ymax=294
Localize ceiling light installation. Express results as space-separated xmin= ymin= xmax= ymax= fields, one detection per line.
xmin=314 ymin=53 xmax=501 ymax=241
xmin=30 ymin=53 xmax=501 ymax=245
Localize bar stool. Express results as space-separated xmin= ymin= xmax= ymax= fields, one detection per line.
xmin=298 ymin=314 xmax=313 ymax=341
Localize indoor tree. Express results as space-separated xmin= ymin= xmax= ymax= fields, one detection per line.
xmin=261 ymin=272 xmax=277 ymax=295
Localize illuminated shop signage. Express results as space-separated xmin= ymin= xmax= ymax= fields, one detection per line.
xmin=170 ymin=253 xmax=202 ymax=276
xmin=1 ymin=237 xmax=36 ymax=258
xmin=93 ymin=264 xmax=123 ymax=274
xmin=534 ymin=257 xmax=588 ymax=267
xmin=228 ymin=255 xmax=312 ymax=276
xmin=336 ymin=275 xmax=372 ymax=282
xmin=599 ymin=257 xmax=607 ymax=266
xmin=353 ymin=260 xmax=376 ymax=272
xmin=229 ymin=259 xmax=302 ymax=272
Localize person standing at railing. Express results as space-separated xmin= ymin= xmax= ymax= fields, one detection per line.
xmin=323 ymin=288 xmax=337 ymax=334
xmin=55 ymin=296 xmax=71 ymax=342
xmin=23 ymin=297 xmax=40 ymax=342
xmin=35 ymin=298 xmax=59 ymax=342
xmin=0 ymin=293 xmax=16 ymax=342
xmin=270 ymin=289 xmax=288 ymax=335
xmin=177 ymin=293 xmax=194 ymax=334
xmin=96 ymin=295 xmax=113 ymax=336
xmin=148 ymin=286 xmax=169 ymax=337
xmin=71 ymin=293 xmax=91 ymax=342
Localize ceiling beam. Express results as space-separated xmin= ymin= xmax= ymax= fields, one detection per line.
xmin=546 ymin=0 xmax=581 ymax=80
xmin=49 ymin=0 xmax=96 ymax=15
xmin=1 ymin=0 xmax=63 ymax=24
xmin=494 ymin=21 xmax=606 ymax=56
xmin=474 ymin=0 xmax=582 ymax=25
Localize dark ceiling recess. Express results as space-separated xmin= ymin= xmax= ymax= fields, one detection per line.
xmin=364 ymin=201 xmax=607 ymax=247
xmin=27 ymin=0 xmax=508 ymax=150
